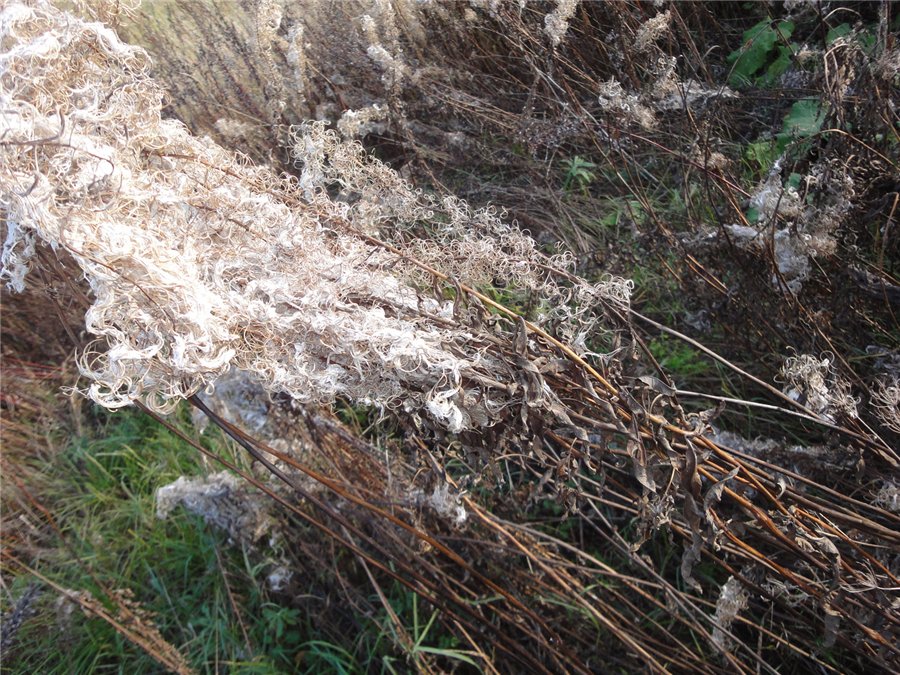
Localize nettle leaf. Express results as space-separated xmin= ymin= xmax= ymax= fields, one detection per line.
xmin=781 ymin=98 xmax=826 ymax=138
xmin=826 ymin=23 xmax=852 ymax=45
xmin=727 ymin=20 xmax=773 ymax=86
xmin=767 ymin=98 xmax=827 ymax=158
xmin=746 ymin=100 xmax=826 ymax=179
xmin=727 ymin=19 xmax=795 ymax=88
xmin=756 ymin=44 xmax=794 ymax=87
xmin=826 ymin=22 xmax=878 ymax=53
xmin=773 ymin=20 xmax=795 ymax=39
xmin=858 ymin=30 xmax=877 ymax=53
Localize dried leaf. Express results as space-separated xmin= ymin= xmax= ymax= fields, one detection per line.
xmin=702 ymin=466 xmax=740 ymax=518
xmin=514 ymin=316 xmax=528 ymax=357
xmin=628 ymin=437 xmax=657 ymax=492
xmin=638 ymin=374 xmax=676 ymax=398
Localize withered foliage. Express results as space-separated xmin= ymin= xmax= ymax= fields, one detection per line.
xmin=2 ymin=1 xmax=898 ymax=673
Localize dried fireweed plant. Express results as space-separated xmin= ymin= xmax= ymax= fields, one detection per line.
xmin=3 ymin=2 xmax=900 ymax=673
xmin=0 ymin=0 xmax=627 ymax=431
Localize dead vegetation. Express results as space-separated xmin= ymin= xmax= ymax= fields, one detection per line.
xmin=2 ymin=1 xmax=898 ymax=673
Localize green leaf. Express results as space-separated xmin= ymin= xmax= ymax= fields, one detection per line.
xmin=757 ymin=44 xmax=794 ymax=87
xmin=727 ymin=19 xmax=776 ymax=86
xmin=774 ymin=98 xmax=826 ymax=158
xmin=827 ymin=22 xmax=877 ymax=52
xmin=826 ymin=23 xmax=852 ymax=45
xmin=562 ymin=156 xmax=597 ymax=192
xmin=414 ymin=646 xmax=479 ymax=666
xmin=775 ymin=21 xmax=796 ymax=40
xmin=745 ymin=139 xmax=778 ymax=175
xmin=858 ymin=30 xmax=876 ymax=53
xmin=781 ymin=99 xmax=826 ymax=138
xmin=727 ymin=19 xmax=795 ymax=88
xmin=599 ymin=211 xmax=619 ymax=228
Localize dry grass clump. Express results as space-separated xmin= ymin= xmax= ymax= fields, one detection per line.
xmin=3 ymin=1 xmax=900 ymax=673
